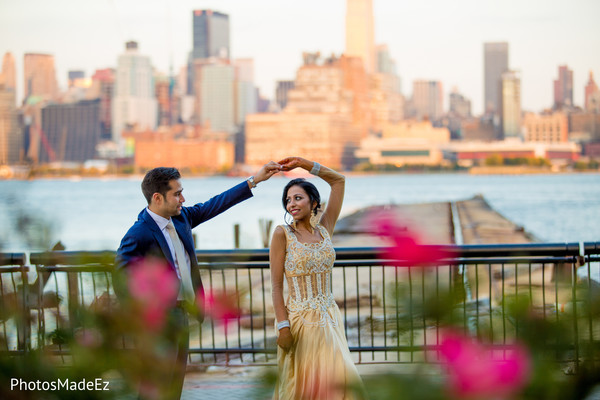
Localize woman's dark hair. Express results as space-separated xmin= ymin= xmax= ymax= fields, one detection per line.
xmin=282 ymin=178 xmax=321 ymax=218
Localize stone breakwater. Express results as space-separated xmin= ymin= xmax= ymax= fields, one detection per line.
xmin=332 ymin=194 xmax=535 ymax=247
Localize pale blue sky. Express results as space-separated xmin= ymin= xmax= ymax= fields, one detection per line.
xmin=1 ymin=0 xmax=599 ymax=115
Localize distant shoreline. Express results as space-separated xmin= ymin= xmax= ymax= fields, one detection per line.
xmin=1 ymin=166 xmax=599 ymax=181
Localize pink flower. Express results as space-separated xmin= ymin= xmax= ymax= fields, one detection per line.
xmin=74 ymin=328 xmax=103 ymax=348
xmin=202 ymin=290 xmax=241 ymax=334
xmin=368 ymin=210 xmax=450 ymax=267
xmin=438 ymin=330 xmax=531 ymax=399
xmin=127 ymin=257 xmax=179 ymax=331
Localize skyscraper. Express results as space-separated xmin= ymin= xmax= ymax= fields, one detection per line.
xmin=192 ymin=10 xmax=230 ymax=60
xmin=23 ymin=53 xmax=58 ymax=101
xmin=345 ymin=0 xmax=375 ymax=74
xmin=188 ymin=10 xmax=230 ymax=95
xmin=40 ymin=99 xmax=101 ymax=163
xmin=412 ymin=80 xmax=443 ymax=122
xmin=0 ymin=87 xmax=21 ymax=164
xmin=584 ymin=71 xmax=599 ymax=112
xmin=275 ymin=80 xmax=295 ymax=111
xmin=195 ymin=61 xmax=235 ymax=133
xmin=484 ymin=42 xmax=509 ymax=117
xmin=112 ymin=41 xmax=157 ymax=145
xmin=0 ymin=52 xmax=16 ymax=92
xmin=553 ymin=65 xmax=573 ymax=109
xmin=234 ymin=58 xmax=257 ymax=126
xmin=500 ymin=71 xmax=521 ymax=139
xmin=90 ymin=68 xmax=115 ymax=140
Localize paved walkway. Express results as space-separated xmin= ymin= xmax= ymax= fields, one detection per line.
xmin=181 ymin=367 xmax=272 ymax=400
xmin=180 ymin=364 xmax=401 ymax=400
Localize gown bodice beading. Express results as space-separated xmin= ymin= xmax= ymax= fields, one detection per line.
xmin=282 ymin=224 xmax=338 ymax=327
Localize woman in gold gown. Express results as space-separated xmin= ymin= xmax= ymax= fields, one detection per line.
xmin=270 ymin=157 xmax=364 ymax=400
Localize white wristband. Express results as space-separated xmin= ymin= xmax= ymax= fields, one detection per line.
xmin=277 ymin=320 xmax=290 ymax=330
xmin=310 ymin=162 xmax=321 ymax=176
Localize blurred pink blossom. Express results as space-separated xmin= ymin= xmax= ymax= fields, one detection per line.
xmin=128 ymin=257 xmax=179 ymax=331
xmin=369 ymin=210 xmax=450 ymax=267
xmin=439 ymin=330 xmax=531 ymax=399
xmin=202 ymin=290 xmax=241 ymax=334
xmin=74 ymin=328 xmax=103 ymax=348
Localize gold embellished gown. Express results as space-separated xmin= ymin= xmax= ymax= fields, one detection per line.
xmin=274 ymin=224 xmax=363 ymax=400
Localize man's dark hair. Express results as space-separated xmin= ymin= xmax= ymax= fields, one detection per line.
xmin=141 ymin=167 xmax=181 ymax=204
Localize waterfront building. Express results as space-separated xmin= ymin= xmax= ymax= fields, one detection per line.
xmin=500 ymin=71 xmax=521 ymax=139
xmin=411 ymin=80 xmax=443 ymax=122
xmin=0 ymin=52 xmax=16 ymax=92
xmin=355 ymin=120 xmax=450 ymax=166
xmin=484 ymin=42 xmax=509 ymax=117
xmin=40 ymin=99 xmax=101 ymax=163
xmin=0 ymin=86 xmax=22 ymax=164
xmin=443 ymin=140 xmax=580 ymax=167
xmin=112 ymin=41 xmax=157 ymax=147
xmin=345 ymin=0 xmax=375 ymax=74
xmin=245 ymin=112 xmax=361 ymax=170
xmin=523 ymin=112 xmax=568 ymax=143
xmin=23 ymin=53 xmax=58 ymax=102
xmin=553 ymin=65 xmax=573 ymax=109
xmin=123 ymin=125 xmax=234 ymax=171
xmin=275 ymin=80 xmax=295 ymax=111
xmin=585 ymin=71 xmax=600 ymax=112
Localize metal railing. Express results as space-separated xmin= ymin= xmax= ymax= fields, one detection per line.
xmin=1 ymin=242 xmax=599 ymax=367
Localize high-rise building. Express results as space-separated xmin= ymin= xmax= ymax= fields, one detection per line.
xmin=23 ymin=53 xmax=58 ymax=101
xmin=192 ymin=10 xmax=230 ymax=60
xmin=233 ymin=58 xmax=257 ymax=126
xmin=0 ymin=87 xmax=21 ymax=164
xmin=584 ymin=71 xmax=600 ymax=112
xmin=68 ymin=70 xmax=85 ymax=88
xmin=40 ymin=99 xmax=101 ymax=163
xmin=345 ymin=0 xmax=375 ymax=74
xmin=412 ymin=80 xmax=443 ymax=122
xmin=90 ymin=68 xmax=115 ymax=140
xmin=500 ymin=71 xmax=521 ymax=139
xmin=523 ymin=112 xmax=568 ymax=143
xmin=484 ymin=42 xmax=509 ymax=117
xmin=275 ymin=80 xmax=295 ymax=111
xmin=449 ymin=89 xmax=471 ymax=119
xmin=112 ymin=41 xmax=157 ymax=145
xmin=155 ymin=73 xmax=177 ymax=127
xmin=553 ymin=65 xmax=573 ymax=109
xmin=193 ymin=61 xmax=235 ymax=133
xmin=0 ymin=52 xmax=17 ymax=92
xmin=375 ymin=44 xmax=401 ymax=93
xmin=187 ymin=10 xmax=230 ymax=95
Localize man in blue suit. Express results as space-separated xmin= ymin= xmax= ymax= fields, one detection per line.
xmin=116 ymin=162 xmax=280 ymax=399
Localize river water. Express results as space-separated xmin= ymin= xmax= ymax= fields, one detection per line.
xmin=1 ymin=172 xmax=599 ymax=252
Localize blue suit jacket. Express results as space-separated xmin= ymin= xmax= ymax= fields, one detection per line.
xmin=115 ymin=181 xmax=252 ymax=319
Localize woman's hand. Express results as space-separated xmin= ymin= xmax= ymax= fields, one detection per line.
xmin=278 ymin=157 xmax=309 ymax=172
xmin=277 ymin=327 xmax=294 ymax=352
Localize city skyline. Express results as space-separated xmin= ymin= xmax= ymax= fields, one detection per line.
xmin=1 ymin=0 xmax=599 ymax=115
